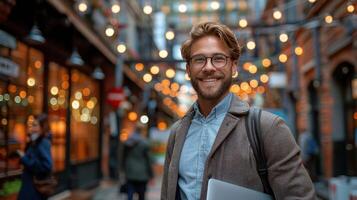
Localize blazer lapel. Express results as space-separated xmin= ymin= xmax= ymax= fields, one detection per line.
xmin=208 ymin=113 xmax=239 ymax=158
xmin=168 ymin=111 xmax=194 ymax=199
xmin=208 ymin=96 xmax=249 ymax=159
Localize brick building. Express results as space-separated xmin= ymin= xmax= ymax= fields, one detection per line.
xmin=260 ymin=0 xmax=356 ymax=178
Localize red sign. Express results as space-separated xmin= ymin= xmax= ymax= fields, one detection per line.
xmin=107 ymin=87 xmax=125 ymax=108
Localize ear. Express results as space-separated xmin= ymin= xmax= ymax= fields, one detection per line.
xmin=186 ymin=64 xmax=191 ymax=78
xmin=231 ymin=60 xmax=237 ymax=76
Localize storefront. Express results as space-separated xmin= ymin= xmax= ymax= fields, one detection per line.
xmin=0 ymin=34 xmax=103 ymax=194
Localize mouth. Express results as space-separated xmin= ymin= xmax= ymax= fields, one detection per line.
xmin=201 ymin=78 xmax=218 ymax=82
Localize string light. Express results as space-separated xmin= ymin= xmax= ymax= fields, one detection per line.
xmin=262 ymin=58 xmax=271 ymax=68
xmin=260 ymin=74 xmax=269 ymax=83
xmin=308 ymin=0 xmax=316 ymax=3
xmin=77 ymin=0 xmax=88 ymax=13
xmin=210 ymin=1 xmax=220 ymax=10
xmin=279 ymin=53 xmax=288 ymax=63
xmin=347 ymin=3 xmax=355 ymax=13
xmin=324 ymin=14 xmax=333 ymax=24
xmin=116 ymin=43 xmax=126 ymax=53
xmin=150 ymin=65 xmax=160 ymax=74
xmin=279 ymin=33 xmax=289 ymax=43
xmin=140 ymin=115 xmax=149 ymax=124
xmin=273 ymin=9 xmax=282 ymax=20
xmin=178 ymin=4 xmax=187 ymax=13
xmin=135 ymin=63 xmax=144 ymax=71
xmin=239 ymin=18 xmax=248 ymax=28
xmin=111 ymin=2 xmax=120 ymax=13
xmin=166 ymin=69 xmax=176 ymax=78
xmin=248 ymin=65 xmax=258 ymax=74
xmin=105 ymin=25 xmax=115 ymax=37
xmin=143 ymin=5 xmax=153 ymax=14
xmin=128 ymin=112 xmax=138 ymax=121
xmin=27 ymin=77 xmax=36 ymax=87
xmin=159 ymin=50 xmax=168 ymax=58
xmin=249 ymin=79 xmax=259 ymax=88
xmin=230 ymin=84 xmax=240 ymax=93
xmin=295 ymin=46 xmax=303 ymax=56
xmin=165 ymin=31 xmax=175 ymax=40
xmin=143 ymin=73 xmax=153 ymax=83
xmin=247 ymin=40 xmax=256 ymax=50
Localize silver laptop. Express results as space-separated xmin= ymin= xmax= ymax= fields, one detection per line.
xmin=207 ymin=179 xmax=272 ymax=200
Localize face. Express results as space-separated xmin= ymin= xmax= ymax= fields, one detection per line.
xmin=186 ymin=35 xmax=237 ymax=101
xmin=27 ymin=119 xmax=41 ymax=135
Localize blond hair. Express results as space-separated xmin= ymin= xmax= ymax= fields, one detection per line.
xmin=181 ymin=21 xmax=241 ymax=61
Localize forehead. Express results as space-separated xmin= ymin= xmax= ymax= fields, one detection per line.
xmin=190 ymin=35 xmax=229 ymax=56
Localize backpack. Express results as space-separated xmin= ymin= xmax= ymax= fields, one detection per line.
xmin=245 ymin=107 xmax=275 ymax=198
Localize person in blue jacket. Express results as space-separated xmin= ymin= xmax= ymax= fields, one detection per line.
xmin=17 ymin=114 xmax=53 ymax=200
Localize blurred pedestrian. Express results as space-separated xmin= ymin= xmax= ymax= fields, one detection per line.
xmin=299 ymin=129 xmax=319 ymax=181
xmin=122 ymin=123 xmax=153 ymax=200
xmin=161 ymin=21 xmax=316 ymax=200
xmin=17 ymin=114 xmax=53 ymax=200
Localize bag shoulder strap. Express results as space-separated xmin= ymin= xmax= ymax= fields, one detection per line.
xmin=245 ymin=107 xmax=274 ymax=197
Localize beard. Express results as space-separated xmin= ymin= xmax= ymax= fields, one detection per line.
xmin=190 ymin=72 xmax=232 ymax=100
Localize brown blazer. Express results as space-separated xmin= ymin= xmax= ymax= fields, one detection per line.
xmin=161 ymin=96 xmax=317 ymax=200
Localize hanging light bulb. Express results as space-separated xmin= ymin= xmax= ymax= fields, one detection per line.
xmin=92 ymin=66 xmax=105 ymax=80
xmin=67 ymin=48 xmax=84 ymax=66
xmin=143 ymin=5 xmax=153 ymax=14
xmin=116 ymin=42 xmax=126 ymax=53
xmin=210 ymin=1 xmax=220 ymax=10
xmin=279 ymin=33 xmax=289 ymax=43
xmin=165 ymin=30 xmax=175 ymax=40
xmin=273 ymin=9 xmax=282 ymax=20
xmin=347 ymin=2 xmax=355 ymax=13
xmin=75 ymin=0 xmax=90 ymax=13
xmin=324 ymin=14 xmax=333 ymax=24
xmin=279 ymin=53 xmax=288 ymax=63
xmin=239 ymin=18 xmax=248 ymax=28
xmin=159 ymin=50 xmax=168 ymax=58
xmin=294 ymin=46 xmax=303 ymax=56
xmin=308 ymin=0 xmax=316 ymax=3
xmin=111 ymin=1 xmax=120 ymax=13
xmin=105 ymin=25 xmax=115 ymax=37
xmin=178 ymin=3 xmax=187 ymax=13
xmin=246 ymin=40 xmax=256 ymax=50
xmin=25 ymin=24 xmax=45 ymax=44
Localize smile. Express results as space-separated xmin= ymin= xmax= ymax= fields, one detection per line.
xmin=201 ymin=78 xmax=218 ymax=82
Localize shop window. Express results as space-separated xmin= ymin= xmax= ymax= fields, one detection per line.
xmin=70 ymin=69 xmax=100 ymax=163
xmin=48 ymin=63 xmax=68 ymax=172
xmin=0 ymin=42 xmax=44 ymax=176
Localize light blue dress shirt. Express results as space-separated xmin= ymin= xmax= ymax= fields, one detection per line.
xmin=178 ymin=93 xmax=233 ymax=200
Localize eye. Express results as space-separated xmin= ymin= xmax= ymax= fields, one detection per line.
xmin=192 ymin=56 xmax=206 ymax=63
xmin=212 ymin=54 xmax=226 ymax=62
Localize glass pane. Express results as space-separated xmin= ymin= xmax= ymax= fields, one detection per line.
xmin=70 ymin=69 xmax=100 ymax=163
xmin=48 ymin=62 xmax=68 ymax=172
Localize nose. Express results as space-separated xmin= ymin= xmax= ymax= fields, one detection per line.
xmin=202 ymin=57 xmax=216 ymax=72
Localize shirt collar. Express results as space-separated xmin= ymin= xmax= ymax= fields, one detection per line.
xmin=193 ymin=93 xmax=233 ymax=120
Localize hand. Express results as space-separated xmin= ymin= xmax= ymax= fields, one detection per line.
xmin=16 ymin=150 xmax=25 ymax=158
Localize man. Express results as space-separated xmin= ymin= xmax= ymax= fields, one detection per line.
xmin=161 ymin=22 xmax=316 ymax=200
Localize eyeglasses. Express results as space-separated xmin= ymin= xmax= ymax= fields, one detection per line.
xmin=188 ymin=54 xmax=231 ymax=69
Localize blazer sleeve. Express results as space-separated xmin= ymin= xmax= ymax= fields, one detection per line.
xmin=21 ymin=138 xmax=53 ymax=175
xmin=161 ymin=124 xmax=178 ymax=200
xmin=262 ymin=113 xmax=317 ymax=200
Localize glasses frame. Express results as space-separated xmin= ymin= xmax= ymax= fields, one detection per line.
xmin=188 ymin=53 xmax=231 ymax=70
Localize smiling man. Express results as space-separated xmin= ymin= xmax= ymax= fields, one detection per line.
xmin=161 ymin=22 xmax=317 ymax=200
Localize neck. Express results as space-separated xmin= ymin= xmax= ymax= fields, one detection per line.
xmin=196 ymin=92 xmax=229 ymax=117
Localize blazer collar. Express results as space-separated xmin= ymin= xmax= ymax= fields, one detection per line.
xmin=182 ymin=94 xmax=250 ymax=118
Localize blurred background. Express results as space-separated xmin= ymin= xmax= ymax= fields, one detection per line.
xmin=0 ymin=0 xmax=356 ymax=199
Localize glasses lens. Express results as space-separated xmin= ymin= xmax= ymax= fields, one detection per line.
xmin=190 ymin=55 xmax=206 ymax=68
xmin=212 ymin=54 xmax=227 ymax=68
